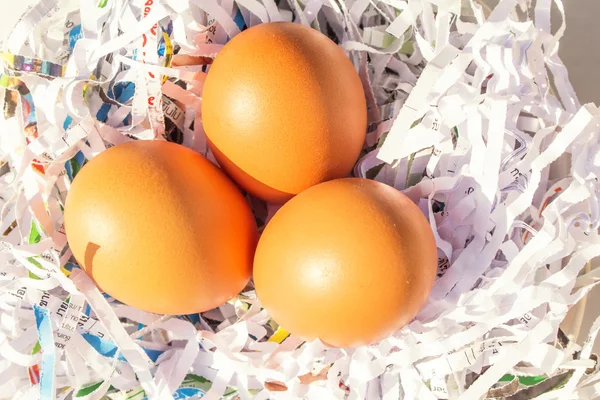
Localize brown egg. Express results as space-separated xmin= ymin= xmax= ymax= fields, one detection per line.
xmin=64 ymin=141 xmax=258 ymax=315
xmin=201 ymin=22 xmax=367 ymax=203
xmin=254 ymin=178 xmax=438 ymax=347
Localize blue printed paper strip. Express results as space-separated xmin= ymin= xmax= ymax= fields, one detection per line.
xmin=142 ymin=387 xmax=206 ymax=400
xmin=81 ymin=333 xmax=164 ymax=363
xmin=34 ymin=304 xmax=56 ymax=400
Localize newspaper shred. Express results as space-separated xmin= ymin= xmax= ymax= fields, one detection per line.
xmin=1 ymin=0 xmax=600 ymax=399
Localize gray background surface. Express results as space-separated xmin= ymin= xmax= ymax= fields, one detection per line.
xmin=558 ymin=0 xmax=600 ymax=106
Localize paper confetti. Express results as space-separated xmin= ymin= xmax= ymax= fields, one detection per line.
xmin=0 ymin=0 xmax=599 ymax=399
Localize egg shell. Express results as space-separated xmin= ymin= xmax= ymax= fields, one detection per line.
xmin=201 ymin=22 xmax=367 ymax=203
xmin=253 ymin=178 xmax=438 ymax=347
xmin=64 ymin=140 xmax=258 ymax=315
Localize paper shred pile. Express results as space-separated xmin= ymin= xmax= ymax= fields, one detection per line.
xmin=1 ymin=0 xmax=600 ymax=399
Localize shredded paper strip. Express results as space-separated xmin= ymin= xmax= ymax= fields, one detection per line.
xmin=1 ymin=0 xmax=600 ymax=399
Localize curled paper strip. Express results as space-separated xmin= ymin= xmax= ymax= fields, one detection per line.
xmin=0 ymin=0 xmax=600 ymax=399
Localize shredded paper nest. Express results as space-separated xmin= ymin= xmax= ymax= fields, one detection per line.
xmin=1 ymin=0 xmax=600 ymax=399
